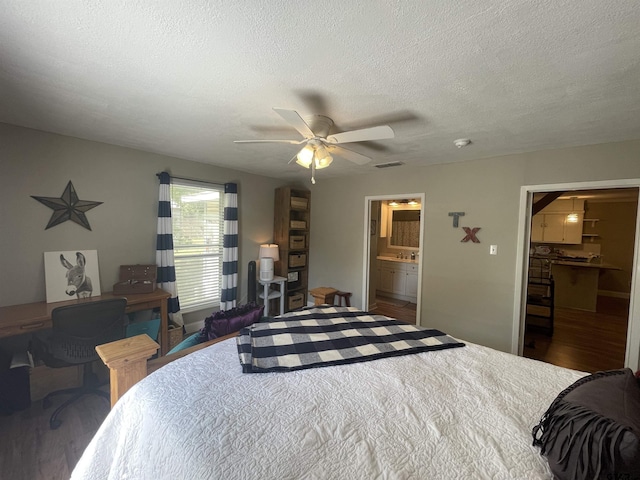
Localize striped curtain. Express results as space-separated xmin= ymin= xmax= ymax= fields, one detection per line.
xmin=156 ymin=172 xmax=184 ymax=327
xmin=221 ymin=183 xmax=238 ymax=310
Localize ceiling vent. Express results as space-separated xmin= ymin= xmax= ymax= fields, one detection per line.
xmin=374 ymin=161 xmax=404 ymax=169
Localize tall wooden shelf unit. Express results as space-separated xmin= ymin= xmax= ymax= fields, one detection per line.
xmin=274 ymin=186 xmax=311 ymax=312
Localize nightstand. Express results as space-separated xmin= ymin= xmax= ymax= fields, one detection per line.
xmin=258 ymin=275 xmax=286 ymax=316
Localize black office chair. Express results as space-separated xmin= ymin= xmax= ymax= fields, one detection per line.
xmin=31 ymin=298 xmax=127 ymax=429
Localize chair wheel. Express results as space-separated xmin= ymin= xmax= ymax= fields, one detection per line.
xmin=49 ymin=418 xmax=61 ymax=430
xmin=42 ymin=397 xmax=52 ymax=409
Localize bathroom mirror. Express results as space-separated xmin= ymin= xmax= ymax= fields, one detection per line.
xmin=388 ymin=209 xmax=420 ymax=248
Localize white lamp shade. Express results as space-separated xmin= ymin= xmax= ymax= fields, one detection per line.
xmin=259 ymin=244 xmax=279 ymax=262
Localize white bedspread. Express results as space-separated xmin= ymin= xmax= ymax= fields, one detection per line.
xmin=72 ymin=338 xmax=583 ymax=480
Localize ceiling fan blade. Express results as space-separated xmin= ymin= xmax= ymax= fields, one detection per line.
xmin=273 ymin=108 xmax=316 ymax=139
xmin=326 ymin=145 xmax=371 ymax=165
xmin=326 ymin=125 xmax=394 ymax=144
xmin=234 ymin=139 xmax=304 ymax=145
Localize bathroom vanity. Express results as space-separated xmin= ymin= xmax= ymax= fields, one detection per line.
xmin=376 ymin=257 xmax=418 ymax=303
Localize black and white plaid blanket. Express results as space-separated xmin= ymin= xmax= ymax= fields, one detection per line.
xmin=237 ymin=307 xmax=465 ymax=373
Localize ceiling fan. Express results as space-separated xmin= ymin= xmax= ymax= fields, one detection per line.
xmin=234 ymin=108 xmax=395 ymax=183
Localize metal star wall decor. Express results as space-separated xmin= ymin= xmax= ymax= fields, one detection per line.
xmin=32 ymin=181 xmax=103 ymax=230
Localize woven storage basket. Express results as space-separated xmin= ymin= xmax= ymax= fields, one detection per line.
xmin=290 ymin=196 xmax=308 ymax=210
xmin=289 ymin=254 xmax=306 ymax=268
xmin=167 ymin=326 xmax=183 ymax=351
xmin=288 ymin=293 xmax=304 ymax=310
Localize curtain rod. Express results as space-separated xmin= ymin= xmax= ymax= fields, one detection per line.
xmin=156 ymin=172 xmax=225 ymax=187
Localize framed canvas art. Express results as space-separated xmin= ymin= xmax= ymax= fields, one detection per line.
xmin=44 ymin=250 xmax=102 ymax=303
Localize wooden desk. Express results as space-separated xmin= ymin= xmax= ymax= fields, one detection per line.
xmin=0 ymin=288 xmax=171 ymax=356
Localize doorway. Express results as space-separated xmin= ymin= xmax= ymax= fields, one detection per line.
xmin=514 ymin=181 xmax=640 ymax=372
xmin=362 ymin=194 xmax=425 ymax=326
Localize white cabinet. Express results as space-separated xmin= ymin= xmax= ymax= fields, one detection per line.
xmin=406 ymin=265 xmax=418 ymax=297
xmin=531 ymin=199 xmax=584 ymax=244
xmin=377 ymin=260 xmax=418 ymax=301
xmin=379 ymin=263 xmax=406 ymax=294
xmin=379 ymin=265 xmax=394 ymax=292
xmin=391 ymin=267 xmax=406 ymax=295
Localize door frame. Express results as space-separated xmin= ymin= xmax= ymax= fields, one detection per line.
xmin=512 ymin=179 xmax=640 ymax=370
xmin=362 ymin=193 xmax=425 ymax=326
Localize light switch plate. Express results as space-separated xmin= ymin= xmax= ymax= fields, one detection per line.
xmin=490 ymin=245 xmax=498 ymax=255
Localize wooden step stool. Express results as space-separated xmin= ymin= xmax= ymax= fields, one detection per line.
xmin=309 ymin=287 xmax=338 ymax=306
xmin=334 ymin=291 xmax=352 ymax=307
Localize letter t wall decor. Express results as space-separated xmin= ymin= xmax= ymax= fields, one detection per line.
xmin=448 ymin=211 xmax=481 ymax=243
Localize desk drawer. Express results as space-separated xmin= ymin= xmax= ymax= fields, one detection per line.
xmin=0 ymin=319 xmax=51 ymax=338
xmin=125 ymin=300 xmax=159 ymax=313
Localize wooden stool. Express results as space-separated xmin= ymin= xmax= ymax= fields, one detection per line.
xmin=309 ymin=287 xmax=338 ymax=306
xmin=334 ymin=291 xmax=351 ymax=307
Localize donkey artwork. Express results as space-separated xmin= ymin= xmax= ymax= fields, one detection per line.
xmin=60 ymin=252 xmax=93 ymax=298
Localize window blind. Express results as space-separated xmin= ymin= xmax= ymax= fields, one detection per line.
xmin=170 ymin=180 xmax=224 ymax=311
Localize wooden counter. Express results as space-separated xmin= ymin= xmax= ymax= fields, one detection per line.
xmin=551 ymin=261 xmax=621 ymax=312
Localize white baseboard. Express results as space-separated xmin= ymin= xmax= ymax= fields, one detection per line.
xmin=598 ymin=289 xmax=631 ymax=299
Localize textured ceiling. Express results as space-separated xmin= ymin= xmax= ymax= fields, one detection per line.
xmin=2 ymin=1 xmax=640 ymax=181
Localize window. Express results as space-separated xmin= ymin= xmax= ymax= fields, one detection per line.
xmin=170 ymin=180 xmax=224 ymax=311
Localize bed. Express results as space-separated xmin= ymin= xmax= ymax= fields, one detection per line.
xmin=72 ymin=307 xmax=586 ymax=479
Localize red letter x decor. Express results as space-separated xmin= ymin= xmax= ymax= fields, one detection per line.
xmin=461 ymin=227 xmax=481 ymax=243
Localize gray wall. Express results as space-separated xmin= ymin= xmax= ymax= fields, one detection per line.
xmin=307 ymin=140 xmax=640 ymax=354
xmin=3 ymin=121 xmax=640 ymax=359
xmin=0 ymin=123 xmax=288 ymax=330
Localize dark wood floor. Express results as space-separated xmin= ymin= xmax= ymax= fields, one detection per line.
xmin=0 ymin=391 xmax=109 ymax=480
xmin=523 ymin=296 xmax=629 ymax=373
xmin=371 ymin=295 xmax=629 ymax=373
xmin=369 ymin=296 xmax=417 ymax=324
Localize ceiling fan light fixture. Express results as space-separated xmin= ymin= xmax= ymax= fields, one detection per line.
xmin=296 ymin=144 xmax=314 ymax=168
xmin=235 ymin=108 xmax=396 ymax=182
xmin=314 ymin=153 xmax=333 ymax=169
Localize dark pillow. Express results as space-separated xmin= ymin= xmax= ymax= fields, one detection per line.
xmin=532 ymin=368 xmax=640 ymax=480
xmin=200 ymin=302 xmax=264 ymax=341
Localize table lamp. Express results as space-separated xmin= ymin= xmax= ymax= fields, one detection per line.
xmin=259 ymin=244 xmax=280 ymax=281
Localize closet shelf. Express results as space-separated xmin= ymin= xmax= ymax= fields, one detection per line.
xmin=583 ymin=219 xmax=600 ymax=227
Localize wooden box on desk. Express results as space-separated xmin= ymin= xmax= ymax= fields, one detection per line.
xmin=113 ymin=265 xmax=157 ymax=295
